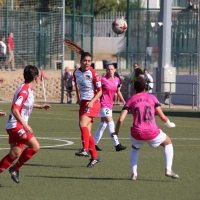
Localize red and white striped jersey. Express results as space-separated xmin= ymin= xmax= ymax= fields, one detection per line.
xmin=6 ymin=83 xmax=34 ymax=129
xmin=73 ymin=67 xmax=102 ymax=100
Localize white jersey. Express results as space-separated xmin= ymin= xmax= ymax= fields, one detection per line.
xmin=73 ymin=67 xmax=101 ymax=100
xmin=0 ymin=41 xmax=6 ymax=54
xmin=6 ymin=83 xmax=34 ymax=129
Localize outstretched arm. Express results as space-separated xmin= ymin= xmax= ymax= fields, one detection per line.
xmin=155 ymin=106 xmax=175 ymax=128
xmin=115 ymin=110 xmax=128 ymax=135
xmin=0 ymin=110 xmax=6 ymax=116
xmin=33 ymin=104 xmax=51 ymax=110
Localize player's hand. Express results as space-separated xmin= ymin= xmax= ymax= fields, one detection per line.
xmin=23 ymin=124 xmax=33 ymax=134
xmin=164 ymin=120 xmax=176 ymax=128
xmin=0 ymin=110 xmax=6 ymax=116
xmin=41 ymin=104 xmax=51 ymax=110
xmin=87 ymin=101 xmax=94 ymax=108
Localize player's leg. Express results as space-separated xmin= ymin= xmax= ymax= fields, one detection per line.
xmin=148 ymin=130 xmax=179 ymax=178
xmin=130 ymin=137 xmax=144 ymax=180
xmin=67 ymin=87 xmax=72 ymax=104
xmin=94 ymin=118 xmax=107 ymax=151
xmin=106 ymin=115 xmax=126 ymax=151
xmin=75 ymin=115 xmax=91 ymax=157
xmin=160 ymin=135 xmax=179 ymax=178
xmin=0 ymin=143 xmax=21 ymax=174
xmin=9 ymin=137 xmax=40 ymax=183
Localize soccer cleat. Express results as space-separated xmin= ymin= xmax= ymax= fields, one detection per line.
xmin=131 ymin=173 xmax=137 ymax=181
xmin=75 ymin=149 xmax=89 ymax=157
xmin=67 ymin=99 xmax=72 ymax=104
xmin=115 ymin=144 xmax=127 ymax=152
xmin=9 ymin=167 xmax=20 ymax=183
xmin=95 ymin=145 xmax=102 ymax=151
xmin=165 ymin=169 xmax=179 ymax=179
xmin=0 ymin=182 xmax=3 ymax=187
xmin=87 ymin=157 xmax=100 ymax=168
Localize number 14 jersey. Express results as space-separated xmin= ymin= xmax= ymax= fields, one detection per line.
xmin=124 ymin=92 xmax=161 ymax=140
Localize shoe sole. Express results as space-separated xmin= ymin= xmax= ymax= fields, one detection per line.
xmin=116 ymin=147 xmax=127 ymax=152
xmin=75 ymin=153 xmax=89 ymax=157
xmin=165 ymin=174 xmax=179 ymax=179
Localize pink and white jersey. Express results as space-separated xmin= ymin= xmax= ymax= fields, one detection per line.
xmin=6 ymin=83 xmax=34 ymax=129
xmin=101 ymin=76 xmax=120 ymax=109
xmin=73 ymin=67 xmax=102 ymax=100
xmin=124 ymin=92 xmax=160 ymax=140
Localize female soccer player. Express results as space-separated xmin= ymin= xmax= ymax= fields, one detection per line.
xmin=115 ymin=77 xmax=179 ymax=180
xmin=94 ymin=64 xmax=126 ymax=151
xmin=0 ymin=65 xmax=51 ymax=185
xmin=74 ymin=52 xmax=102 ymax=168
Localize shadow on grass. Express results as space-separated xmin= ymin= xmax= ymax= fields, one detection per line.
xmin=26 ymin=175 xmax=171 ymax=182
xmin=25 ymin=163 xmax=72 ymax=168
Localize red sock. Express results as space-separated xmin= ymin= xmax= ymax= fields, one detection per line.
xmin=0 ymin=154 xmax=15 ymax=173
xmin=80 ymin=127 xmax=90 ymax=151
xmin=89 ymin=135 xmax=98 ymax=159
xmin=13 ymin=148 xmax=38 ymax=171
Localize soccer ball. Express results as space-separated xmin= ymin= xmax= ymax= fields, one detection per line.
xmin=112 ymin=18 xmax=128 ymax=34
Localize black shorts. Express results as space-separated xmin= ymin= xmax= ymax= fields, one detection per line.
xmin=66 ymin=86 xmax=73 ymax=92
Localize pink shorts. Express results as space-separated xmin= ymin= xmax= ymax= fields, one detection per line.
xmin=79 ymin=99 xmax=100 ymax=122
xmin=6 ymin=125 xmax=34 ymax=149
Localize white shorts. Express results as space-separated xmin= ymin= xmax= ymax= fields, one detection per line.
xmin=99 ymin=108 xmax=112 ymax=117
xmin=130 ymin=129 xmax=167 ymax=149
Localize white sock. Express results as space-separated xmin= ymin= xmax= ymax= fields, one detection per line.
xmin=164 ymin=144 xmax=173 ymax=171
xmin=130 ymin=148 xmax=139 ymax=176
xmin=94 ymin=122 xmax=107 ymax=144
xmin=107 ymin=121 xmax=119 ymax=146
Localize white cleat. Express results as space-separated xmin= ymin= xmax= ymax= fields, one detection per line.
xmin=165 ymin=169 xmax=179 ymax=179
xmin=131 ymin=173 xmax=137 ymax=180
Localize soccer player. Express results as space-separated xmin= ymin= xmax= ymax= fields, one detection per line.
xmin=0 ymin=65 xmax=51 ymax=185
xmin=115 ymin=77 xmax=179 ymax=180
xmin=74 ymin=52 xmax=102 ymax=168
xmin=94 ymin=64 xmax=127 ymax=152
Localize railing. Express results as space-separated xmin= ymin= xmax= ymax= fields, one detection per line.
xmin=126 ymin=81 xmax=197 ymax=109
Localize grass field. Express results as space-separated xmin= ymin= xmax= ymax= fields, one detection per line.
xmin=0 ymin=103 xmax=200 ymax=200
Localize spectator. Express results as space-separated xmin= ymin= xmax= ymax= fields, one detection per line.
xmin=0 ymin=36 xmax=7 ymax=71
xmin=74 ymin=63 xmax=80 ymax=70
xmin=6 ymin=32 xmax=15 ymax=71
xmin=129 ymin=63 xmax=139 ymax=85
xmin=143 ymin=69 xmax=154 ymax=93
xmin=63 ymin=67 xmax=73 ymax=104
xmin=114 ymin=71 xmax=122 ymax=105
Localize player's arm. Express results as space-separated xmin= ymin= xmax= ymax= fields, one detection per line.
xmin=0 ymin=110 xmax=6 ymax=116
xmin=115 ymin=109 xmax=128 ymax=135
xmin=155 ymin=106 xmax=175 ymax=128
xmin=116 ymin=87 xmax=126 ymax=105
xmin=12 ymin=107 xmax=33 ymax=133
xmin=33 ymin=104 xmax=51 ymax=110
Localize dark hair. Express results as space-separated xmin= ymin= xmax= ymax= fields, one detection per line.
xmin=134 ymin=68 xmax=143 ymax=78
xmin=134 ymin=77 xmax=146 ymax=93
xmin=23 ymin=65 xmax=39 ymax=83
xmin=80 ymin=52 xmax=92 ymax=61
xmin=143 ymin=68 xmax=148 ymax=73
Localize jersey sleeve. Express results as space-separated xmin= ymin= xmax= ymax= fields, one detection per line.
xmin=91 ymin=68 xmax=102 ymax=91
xmin=122 ymin=97 xmax=132 ymax=111
xmin=73 ymin=70 xmax=77 ymax=84
xmin=151 ymin=95 xmax=161 ymax=107
xmin=12 ymin=89 xmax=29 ymax=111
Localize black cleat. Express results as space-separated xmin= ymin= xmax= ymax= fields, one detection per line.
xmin=95 ymin=145 xmax=102 ymax=151
xmin=87 ymin=157 xmax=100 ymax=168
xmin=0 ymin=183 xmax=3 ymax=187
xmin=9 ymin=167 xmax=19 ymax=183
xmin=75 ymin=149 xmax=89 ymax=157
xmin=115 ymin=144 xmax=127 ymax=152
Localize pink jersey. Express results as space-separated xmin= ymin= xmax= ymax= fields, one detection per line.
xmin=6 ymin=83 xmax=34 ymax=129
xmin=124 ymin=92 xmax=160 ymax=140
xmin=100 ymin=76 xmax=120 ymax=109
xmin=73 ymin=67 xmax=102 ymax=100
